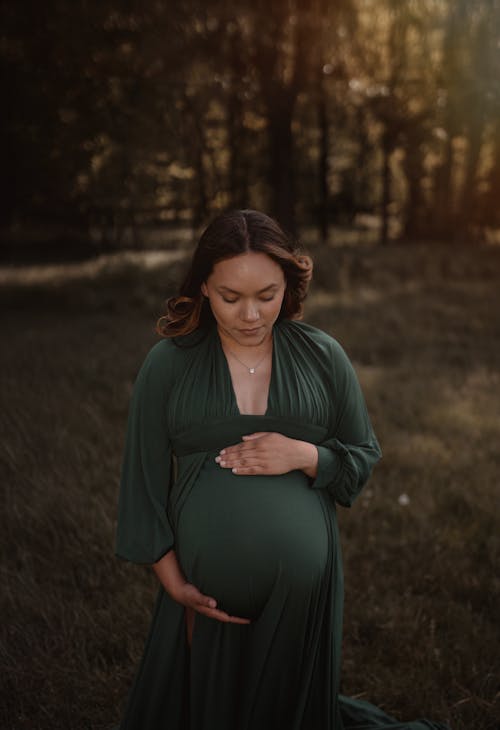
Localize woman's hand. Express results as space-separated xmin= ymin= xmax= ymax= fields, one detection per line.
xmin=215 ymin=432 xmax=319 ymax=478
xmin=175 ymin=583 xmax=251 ymax=625
xmin=152 ymin=549 xmax=251 ymax=625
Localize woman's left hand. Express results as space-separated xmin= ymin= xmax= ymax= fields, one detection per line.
xmin=215 ymin=432 xmax=318 ymax=478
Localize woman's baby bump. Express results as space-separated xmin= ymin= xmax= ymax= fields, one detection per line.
xmin=175 ymin=459 xmax=329 ymax=620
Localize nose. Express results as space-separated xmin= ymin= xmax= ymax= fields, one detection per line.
xmin=240 ymin=300 xmax=260 ymax=322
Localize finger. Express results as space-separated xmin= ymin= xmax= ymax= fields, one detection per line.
xmin=230 ymin=465 xmax=267 ymax=475
xmin=218 ymin=433 xmax=269 ymax=456
xmin=196 ymin=604 xmax=248 ymax=621
xmin=221 ymin=437 xmax=256 ymax=450
xmin=217 ymin=442 xmax=250 ymax=457
xmin=218 ymin=455 xmax=262 ymax=469
xmin=196 ymin=605 xmax=251 ymax=624
xmin=225 ymin=616 xmax=252 ymax=624
xmin=216 ymin=446 xmax=261 ymax=464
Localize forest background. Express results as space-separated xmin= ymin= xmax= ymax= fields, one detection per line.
xmin=1 ymin=1 xmax=499 ymax=729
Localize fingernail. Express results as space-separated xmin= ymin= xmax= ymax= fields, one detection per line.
xmin=232 ymin=467 xmax=238 ymax=474
xmin=219 ymin=449 xmax=225 ymax=455
xmin=220 ymin=460 xmax=226 ymax=467
xmin=214 ymin=456 xmax=220 ymax=463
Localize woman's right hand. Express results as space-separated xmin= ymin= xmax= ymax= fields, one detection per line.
xmin=175 ymin=582 xmax=251 ymax=624
xmin=152 ymin=549 xmax=251 ymax=625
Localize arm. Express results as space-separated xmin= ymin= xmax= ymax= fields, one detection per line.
xmin=310 ymin=339 xmax=382 ymax=507
xmin=116 ymin=342 xmax=251 ymax=623
xmin=115 ymin=342 xmax=175 ymax=564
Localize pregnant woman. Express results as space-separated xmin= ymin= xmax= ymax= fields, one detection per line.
xmin=115 ymin=209 xmax=449 ymax=730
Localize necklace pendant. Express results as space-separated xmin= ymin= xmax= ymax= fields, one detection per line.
xmin=249 ymin=368 xmax=255 ymax=374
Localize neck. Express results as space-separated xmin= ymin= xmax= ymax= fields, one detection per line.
xmin=217 ymin=326 xmax=273 ymax=356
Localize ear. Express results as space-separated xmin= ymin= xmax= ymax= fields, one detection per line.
xmin=201 ymin=281 xmax=208 ymax=297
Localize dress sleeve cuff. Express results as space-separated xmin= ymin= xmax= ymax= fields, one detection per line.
xmin=310 ymin=444 xmax=343 ymax=490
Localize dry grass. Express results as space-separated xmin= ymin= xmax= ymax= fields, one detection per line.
xmin=1 ymin=242 xmax=499 ymax=729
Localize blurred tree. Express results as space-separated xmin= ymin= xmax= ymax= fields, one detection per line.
xmin=247 ymin=0 xmax=311 ymax=233
xmin=175 ymin=0 xmax=357 ymax=235
xmin=429 ymin=0 xmax=500 ymax=242
xmin=312 ymin=0 xmax=356 ymax=243
xmin=455 ymin=0 xmax=500 ymax=241
xmin=81 ymin=1 xmax=198 ymax=245
xmin=225 ymin=21 xmax=252 ymax=210
xmin=2 ymin=0 xmax=500 ymax=256
xmin=484 ymin=117 xmax=500 ymax=229
xmin=1 ymin=0 xmax=105 ymax=232
xmin=354 ymin=0 xmax=437 ymax=244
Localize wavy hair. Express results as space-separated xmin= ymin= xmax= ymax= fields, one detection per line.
xmin=156 ymin=209 xmax=313 ymax=338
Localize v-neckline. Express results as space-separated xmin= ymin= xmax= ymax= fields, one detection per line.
xmin=215 ymin=324 xmax=277 ymax=417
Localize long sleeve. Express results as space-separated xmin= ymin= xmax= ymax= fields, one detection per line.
xmin=310 ymin=339 xmax=382 ymax=507
xmin=115 ymin=341 xmax=175 ymax=564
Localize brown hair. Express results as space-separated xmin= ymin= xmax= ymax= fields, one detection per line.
xmin=156 ymin=209 xmax=313 ymax=338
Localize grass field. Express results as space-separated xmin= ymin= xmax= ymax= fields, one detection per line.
xmin=1 ymin=242 xmax=499 ymax=729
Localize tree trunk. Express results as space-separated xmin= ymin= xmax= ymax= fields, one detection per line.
xmin=227 ymin=90 xmax=248 ymax=209
xmin=265 ymin=88 xmax=296 ymax=234
xmin=429 ymin=1 xmax=460 ymax=241
xmin=485 ymin=118 xmax=500 ymax=227
xmin=401 ymin=132 xmax=426 ymax=241
xmin=456 ymin=113 xmax=484 ymax=243
xmin=380 ymin=131 xmax=392 ymax=245
xmin=317 ymin=70 xmax=329 ymax=244
xmin=354 ymin=107 xmax=372 ymax=215
xmin=180 ymin=92 xmax=208 ymax=227
xmin=227 ymin=33 xmax=248 ymax=209
xmin=252 ymin=1 xmax=307 ymax=235
xmin=431 ymin=131 xmax=454 ymax=241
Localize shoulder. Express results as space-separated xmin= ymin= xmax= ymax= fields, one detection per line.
xmin=278 ymin=318 xmax=350 ymax=361
xmin=137 ymin=329 xmax=210 ymax=383
xmin=134 ymin=337 xmax=189 ymax=390
xmin=143 ymin=328 xmax=208 ymax=365
xmin=278 ymin=319 xmax=358 ymax=392
xmin=140 ymin=337 xmax=180 ymax=372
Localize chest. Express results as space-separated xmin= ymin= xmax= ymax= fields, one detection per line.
xmin=226 ymin=359 xmax=272 ymax=416
xmin=166 ymin=329 xmax=333 ymax=434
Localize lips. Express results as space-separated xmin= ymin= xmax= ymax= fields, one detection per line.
xmin=239 ymin=327 xmax=262 ymax=335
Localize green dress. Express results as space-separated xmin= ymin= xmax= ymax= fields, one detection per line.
xmin=115 ymin=318 xmax=448 ymax=730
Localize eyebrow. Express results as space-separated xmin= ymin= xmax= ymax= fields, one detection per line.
xmin=217 ymin=283 xmax=279 ymax=295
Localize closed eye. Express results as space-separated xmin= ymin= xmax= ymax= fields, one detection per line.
xmin=222 ymin=295 xmax=276 ymax=303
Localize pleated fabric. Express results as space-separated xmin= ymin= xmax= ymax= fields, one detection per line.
xmin=115 ymin=319 xmax=449 ymax=730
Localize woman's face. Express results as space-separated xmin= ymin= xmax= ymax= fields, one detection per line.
xmin=201 ymin=251 xmax=286 ymax=348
